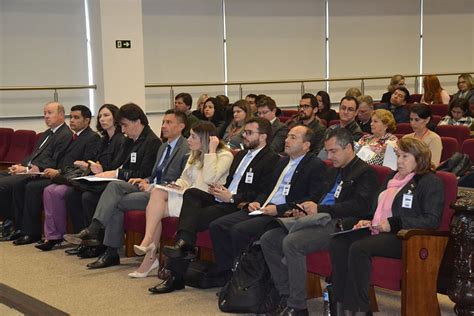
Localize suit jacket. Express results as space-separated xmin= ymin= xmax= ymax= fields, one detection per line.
xmin=317 ymin=157 xmax=378 ymax=219
xmin=58 ymin=127 xmax=100 ymax=170
xmin=116 ymin=125 xmax=162 ymax=181
xmin=147 ymin=136 xmax=190 ymax=184
xmin=375 ymin=103 xmax=410 ymax=124
xmin=23 ymin=123 xmax=72 ymax=171
xmin=225 ymin=145 xmax=280 ymax=205
xmin=383 ymin=172 xmax=444 ymax=233
xmin=270 ymin=118 xmax=288 ymax=153
xmin=255 ymin=152 xmax=327 ymax=216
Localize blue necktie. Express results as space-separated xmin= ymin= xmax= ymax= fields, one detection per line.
xmin=154 ymin=145 xmax=172 ymax=184
xmin=228 ymin=151 xmax=254 ymax=194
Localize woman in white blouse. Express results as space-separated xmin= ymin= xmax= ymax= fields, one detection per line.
xmin=129 ymin=122 xmax=234 ymax=278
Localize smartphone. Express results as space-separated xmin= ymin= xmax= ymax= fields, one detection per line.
xmin=288 ymin=202 xmax=307 ymax=215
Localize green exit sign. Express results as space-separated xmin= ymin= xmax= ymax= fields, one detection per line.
xmin=116 ymin=40 xmax=131 ymax=49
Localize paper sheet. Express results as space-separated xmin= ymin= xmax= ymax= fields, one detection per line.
xmin=248 ymin=210 xmax=263 ymax=216
xmin=382 ymin=144 xmax=397 ymax=171
xmin=72 ymin=176 xmax=123 ymax=182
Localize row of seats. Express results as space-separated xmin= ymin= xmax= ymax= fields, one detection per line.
xmin=0 ymin=128 xmax=39 ymax=166
xmin=123 ymin=164 xmax=457 ymax=315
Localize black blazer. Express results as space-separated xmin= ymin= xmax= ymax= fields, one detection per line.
xmin=225 ymin=145 xmax=280 ymax=206
xmin=59 ymin=127 xmax=100 ymax=171
xmin=270 ymin=119 xmax=289 ymax=153
xmin=256 ymin=152 xmax=327 ymax=215
xmin=115 ymin=125 xmax=162 ymax=181
xmin=318 ymin=157 xmax=378 ymax=220
xmin=95 ymin=132 xmax=127 ymax=171
xmin=23 ymin=123 xmax=73 ymax=171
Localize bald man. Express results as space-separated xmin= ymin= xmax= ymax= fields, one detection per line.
xmin=0 ymin=101 xmax=72 ymax=241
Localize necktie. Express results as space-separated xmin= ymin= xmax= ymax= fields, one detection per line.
xmin=154 ymin=144 xmax=172 ymax=184
xmin=72 ymin=133 xmax=78 ymax=141
xmin=38 ymin=129 xmax=53 ymax=149
xmin=261 ymin=160 xmax=294 ymax=208
xmin=228 ymin=151 xmax=254 ymax=194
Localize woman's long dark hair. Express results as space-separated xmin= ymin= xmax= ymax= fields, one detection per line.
xmin=96 ymin=104 xmax=121 ymax=138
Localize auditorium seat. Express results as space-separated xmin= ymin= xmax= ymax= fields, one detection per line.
xmin=430 ymin=104 xmax=449 ymax=117
xmin=319 ymin=119 xmax=327 ymax=127
xmin=329 ymin=119 xmax=340 ymax=127
xmin=431 ymin=115 xmax=442 ymax=126
xmin=0 ymin=128 xmax=14 ymax=160
xmin=281 ymin=109 xmax=298 ymax=117
xmin=440 ymin=137 xmax=459 ymax=162
xmin=461 ymin=139 xmax=474 ymax=162
xmin=410 ymin=94 xmax=422 ymax=103
xmin=1 ymin=129 xmax=36 ymax=165
xmin=395 ymin=123 xmax=413 ymax=135
xmin=436 ymin=125 xmax=470 ymax=147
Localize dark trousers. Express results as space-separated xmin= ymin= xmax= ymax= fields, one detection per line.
xmin=65 ymin=189 xmax=101 ymax=233
xmin=11 ymin=176 xmax=51 ymax=235
xmin=329 ymin=230 xmax=402 ymax=312
xmin=169 ymin=188 xmax=240 ymax=277
xmin=208 ymin=210 xmax=279 ymax=273
xmin=0 ymin=173 xmax=29 ymax=222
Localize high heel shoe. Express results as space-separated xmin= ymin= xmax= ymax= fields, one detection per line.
xmin=133 ymin=242 xmax=156 ymax=256
xmin=128 ymin=259 xmax=160 ymax=278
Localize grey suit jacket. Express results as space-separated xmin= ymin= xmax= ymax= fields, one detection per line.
xmin=147 ymin=136 xmax=190 ymax=184
xmin=271 ymin=118 xmax=289 ymax=153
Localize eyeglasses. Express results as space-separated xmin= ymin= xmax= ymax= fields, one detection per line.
xmin=257 ymin=110 xmax=271 ymax=116
xmin=340 ymin=106 xmax=356 ymax=112
xmin=242 ymin=130 xmax=261 ymax=136
xmin=458 ymin=80 xmax=466 ymax=85
xmin=297 ymin=105 xmax=312 ymax=110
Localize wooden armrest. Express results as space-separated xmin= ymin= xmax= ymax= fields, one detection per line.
xmin=397 ymin=229 xmax=449 ymax=240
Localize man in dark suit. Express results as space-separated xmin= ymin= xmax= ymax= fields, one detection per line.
xmin=174 ymin=92 xmax=199 ymax=138
xmin=261 ymin=128 xmax=378 ymax=315
xmin=0 ymin=101 xmax=72 ymax=241
xmin=10 ymin=105 xmax=100 ymax=245
xmin=149 ymin=117 xmax=280 ymax=294
xmin=63 ymin=110 xmax=188 ymax=268
xmin=257 ymin=96 xmax=288 ymax=153
xmin=375 ymin=87 xmax=410 ymax=124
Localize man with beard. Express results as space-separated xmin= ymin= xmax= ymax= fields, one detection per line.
xmin=287 ymin=93 xmax=326 ymax=154
xmin=149 ymin=117 xmax=279 ymax=294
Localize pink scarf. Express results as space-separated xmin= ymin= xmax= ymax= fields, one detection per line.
xmin=371 ymin=172 xmax=415 ymax=235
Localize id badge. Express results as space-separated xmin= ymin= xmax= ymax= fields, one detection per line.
xmin=131 ymin=152 xmax=137 ymax=163
xmin=245 ymin=170 xmax=254 ymax=184
xmin=282 ymin=184 xmax=291 ymax=196
xmin=334 ymin=181 xmax=343 ymax=198
xmin=402 ymin=194 xmax=413 ymax=208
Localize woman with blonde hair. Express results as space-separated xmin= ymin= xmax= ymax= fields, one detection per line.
xmin=222 ymin=99 xmax=253 ymax=150
xmin=381 ymin=74 xmax=406 ymax=104
xmin=420 ymin=75 xmax=450 ymax=104
xmin=355 ymin=109 xmax=398 ymax=166
xmin=129 ymin=122 xmax=233 ymax=278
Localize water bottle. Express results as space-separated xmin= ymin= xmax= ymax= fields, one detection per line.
xmin=323 ymin=286 xmax=331 ymax=316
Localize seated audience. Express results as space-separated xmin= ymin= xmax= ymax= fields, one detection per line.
xmin=36 ymin=104 xmax=126 ymax=251
xmin=329 ymin=137 xmax=445 ymax=315
xmin=357 ymin=95 xmax=374 ymax=134
xmin=355 ymin=109 xmax=398 ymax=166
xmin=450 ymin=73 xmax=474 ymax=106
xmin=201 ymin=97 xmax=226 ymax=136
xmin=12 ymin=105 xmax=100 ymax=245
xmin=0 ymin=102 xmax=71 ymax=241
xmin=128 ymin=122 xmax=233 ymax=275
xmin=174 ymin=92 xmax=200 ymax=138
xmin=191 ymin=93 xmax=209 ymax=120
xmin=223 ymin=99 xmax=253 ymax=150
xmin=420 ymin=75 xmax=450 ymax=105
xmin=345 ymin=87 xmax=362 ymax=99
xmin=256 ymin=96 xmax=288 ymax=153
xmin=148 ymin=117 xmax=279 ymax=293
xmin=261 ymin=128 xmax=378 ymax=316
xmin=404 ymin=104 xmax=442 ymax=166
xmin=316 ymin=90 xmax=338 ymax=123
xmin=438 ymin=98 xmax=473 ymax=131
xmin=381 ymin=74 xmax=405 ymax=104
xmin=375 ymin=87 xmax=410 ymax=123
xmin=287 ymin=93 xmax=327 ymax=154
xmin=63 ymin=103 xmax=161 ymax=258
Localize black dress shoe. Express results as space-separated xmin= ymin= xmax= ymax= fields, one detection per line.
xmin=148 ymin=276 xmax=185 ymax=294
xmin=86 ymin=252 xmax=120 ymax=269
xmin=0 ymin=229 xmax=22 ymax=242
xmin=63 ymin=229 xmax=100 ymax=246
xmin=279 ymin=306 xmax=309 ymax=316
xmin=163 ymin=239 xmax=195 ymax=259
xmin=13 ymin=234 xmax=41 ymax=246
xmin=65 ymin=245 xmax=85 ymax=255
xmin=34 ymin=239 xmax=62 ymax=251
xmin=78 ymin=245 xmax=106 ymax=258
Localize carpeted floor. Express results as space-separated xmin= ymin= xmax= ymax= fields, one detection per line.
xmin=0 ymin=242 xmax=455 ymax=315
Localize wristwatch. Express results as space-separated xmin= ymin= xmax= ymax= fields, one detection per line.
xmin=229 ymin=195 xmax=235 ymax=204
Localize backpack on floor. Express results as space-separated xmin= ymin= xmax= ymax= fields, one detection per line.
xmin=218 ymin=242 xmax=280 ymax=314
